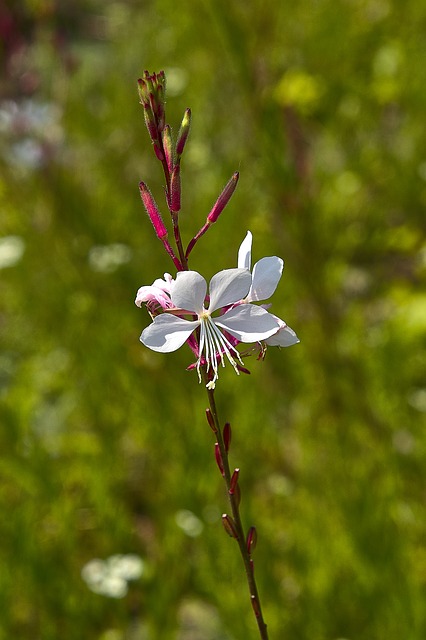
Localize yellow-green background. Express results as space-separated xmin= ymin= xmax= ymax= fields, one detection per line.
xmin=1 ymin=1 xmax=425 ymax=638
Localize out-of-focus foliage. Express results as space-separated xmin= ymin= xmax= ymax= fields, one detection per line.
xmin=1 ymin=0 xmax=425 ymax=638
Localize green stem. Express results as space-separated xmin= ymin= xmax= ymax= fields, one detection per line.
xmin=203 ymin=369 xmax=269 ymax=640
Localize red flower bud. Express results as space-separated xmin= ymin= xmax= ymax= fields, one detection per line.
xmin=214 ymin=443 xmax=225 ymax=477
xmin=223 ymin=422 xmax=231 ymax=452
xmin=222 ymin=514 xmax=239 ymax=539
xmin=246 ymin=526 xmax=257 ymax=555
xmin=205 ymin=408 xmax=217 ymax=433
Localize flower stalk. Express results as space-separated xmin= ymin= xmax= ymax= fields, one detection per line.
xmin=135 ymin=70 xmax=299 ymax=639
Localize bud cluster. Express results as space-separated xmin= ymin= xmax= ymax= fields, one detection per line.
xmin=137 ymin=70 xmax=240 ymax=270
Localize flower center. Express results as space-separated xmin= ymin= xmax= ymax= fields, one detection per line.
xmin=197 ymin=313 xmax=244 ymax=389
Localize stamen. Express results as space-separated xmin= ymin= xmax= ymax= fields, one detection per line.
xmin=196 ymin=312 xmax=246 ymax=388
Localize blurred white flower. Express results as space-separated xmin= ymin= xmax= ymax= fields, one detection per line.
xmin=0 ymin=235 xmax=25 ymax=269
xmin=89 ymin=243 xmax=132 ymax=273
xmin=81 ymin=554 xmax=144 ymax=598
xmin=175 ymin=509 xmax=204 ymax=537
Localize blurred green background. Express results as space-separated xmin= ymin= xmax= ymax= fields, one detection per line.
xmin=1 ymin=1 xmax=425 ymax=638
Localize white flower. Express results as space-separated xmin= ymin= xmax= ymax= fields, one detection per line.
xmin=237 ymin=231 xmax=299 ymax=347
xmin=140 ymin=268 xmax=280 ymax=388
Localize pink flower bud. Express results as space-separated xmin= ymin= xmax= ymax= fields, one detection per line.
xmin=139 ymin=182 xmax=168 ymax=240
xmin=207 ymin=172 xmax=239 ymax=224
xmin=169 ymin=165 xmax=181 ymax=213
xmin=153 ymin=143 xmax=164 ymax=162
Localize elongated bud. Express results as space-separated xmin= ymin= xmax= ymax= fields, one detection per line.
xmin=223 ymin=422 xmax=231 ymax=452
xmin=176 ymin=108 xmax=191 ymax=157
xmin=214 ymin=443 xmax=225 ymax=476
xmin=139 ymin=182 xmax=168 ymax=240
xmin=206 ymin=408 xmax=217 ymax=433
xmin=229 ymin=468 xmax=239 ymax=495
xmin=222 ymin=514 xmax=239 ymax=539
xmin=169 ymin=165 xmax=181 ymax=213
xmin=246 ymin=526 xmax=257 ymax=555
xmin=207 ymin=172 xmax=239 ymax=224
xmin=162 ymin=125 xmax=174 ymax=173
xmin=251 ymin=595 xmax=261 ymax=618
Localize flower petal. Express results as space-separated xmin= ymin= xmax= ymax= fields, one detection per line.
xmin=141 ymin=314 xmax=199 ymax=352
xmin=208 ymin=268 xmax=251 ymax=313
xmin=171 ymin=271 xmax=207 ymax=313
xmin=215 ymin=304 xmax=279 ymax=342
xmin=248 ymin=256 xmax=283 ymax=302
xmin=266 ymin=318 xmax=300 ymax=346
xmin=135 ymin=284 xmax=171 ymax=308
xmin=237 ymin=231 xmax=252 ymax=270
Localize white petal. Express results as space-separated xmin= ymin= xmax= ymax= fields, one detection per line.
xmin=141 ymin=314 xmax=199 ymax=352
xmin=237 ymin=231 xmax=252 ymax=270
xmin=266 ymin=323 xmax=300 ymax=347
xmin=215 ymin=304 xmax=279 ymax=342
xmin=208 ymin=268 xmax=251 ymax=313
xmin=171 ymin=271 xmax=206 ymax=313
xmin=248 ymin=257 xmax=283 ymax=302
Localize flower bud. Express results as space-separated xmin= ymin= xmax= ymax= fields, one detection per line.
xmin=229 ymin=468 xmax=239 ymax=495
xmin=176 ymin=108 xmax=191 ymax=157
xmin=223 ymin=422 xmax=231 ymax=452
xmin=205 ymin=408 xmax=217 ymax=433
xmin=138 ymin=71 xmax=167 ymax=142
xmin=162 ymin=125 xmax=174 ymax=173
xmin=207 ymin=172 xmax=239 ymax=224
xmin=251 ymin=595 xmax=261 ymax=618
xmin=169 ymin=165 xmax=181 ymax=213
xmin=139 ymin=182 xmax=168 ymax=240
xmin=246 ymin=526 xmax=257 ymax=555
xmin=222 ymin=514 xmax=239 ymax=539
xmin=214 ymin=443 xmax=225 ymax=477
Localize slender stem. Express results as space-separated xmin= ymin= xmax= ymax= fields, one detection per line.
xmin=172 ymin=213 xmax=188 ymax=270
xmin=202 ymin=369 xmax=269 ymax=640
